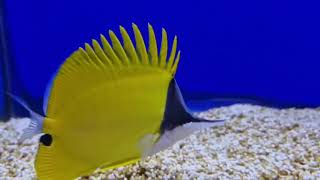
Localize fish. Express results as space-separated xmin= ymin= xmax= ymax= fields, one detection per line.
xmin=19 ymin=23 xmax=225 ymax=179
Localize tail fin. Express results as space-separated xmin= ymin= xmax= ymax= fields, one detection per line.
xmin=7 ymin=93 xmax=44 ymax=142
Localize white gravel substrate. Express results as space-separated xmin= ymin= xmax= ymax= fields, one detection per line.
xmin=0 ymin=104 xmax=319 ymax=179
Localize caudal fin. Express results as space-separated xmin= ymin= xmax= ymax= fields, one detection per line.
xmin=7 ymin=93 xmax=44 ymax=142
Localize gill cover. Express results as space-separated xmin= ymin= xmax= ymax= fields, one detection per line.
xmin=35 ymin=24 xmax=181 ymax=180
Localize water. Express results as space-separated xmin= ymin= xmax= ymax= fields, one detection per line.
xmin=2 ymin=0 xmax=320 ymax=117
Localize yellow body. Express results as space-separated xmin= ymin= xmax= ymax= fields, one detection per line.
xmin=35 ymin=24 xmax=180 ymax=179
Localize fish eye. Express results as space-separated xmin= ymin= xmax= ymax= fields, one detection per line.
xmin=40 ymin=134 xmax=53 ymax=146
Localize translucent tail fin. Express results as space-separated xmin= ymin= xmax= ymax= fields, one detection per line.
xmin=7 ymin=93 xmax=44 ymax=142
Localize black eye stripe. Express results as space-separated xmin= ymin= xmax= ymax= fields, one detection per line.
xmin=40 ymin=134 xmax=53 ymax=146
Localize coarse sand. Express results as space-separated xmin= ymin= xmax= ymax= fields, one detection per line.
xmin=0 ymin=104 xmax=319 ymax=179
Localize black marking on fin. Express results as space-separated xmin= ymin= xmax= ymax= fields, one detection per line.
xmin=40 ymin=134 xmax=53 ymax=146
xmin=160 ymin=79 xmax=220 ymax=134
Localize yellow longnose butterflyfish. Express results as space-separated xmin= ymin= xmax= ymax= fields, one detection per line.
xmin=17 ymin=23 xmax=225 ymax=179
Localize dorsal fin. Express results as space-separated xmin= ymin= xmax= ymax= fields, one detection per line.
xmin=45 ymin=24 xmax=181 ymax=117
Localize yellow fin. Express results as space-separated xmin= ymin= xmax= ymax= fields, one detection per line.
xmin=45 ymin=24 xmax=180 ymax=117
xmin=148 ymin=23 xmax=158 ymax=66
xmin=171 ymin=50 xmax=181 ymax=75
xmin=92 ymin=39 xmax=114 ymax=69
xmin=133 ymin=23 xmax=149 ymax=65
xmin=100 ymin=34 xmax=122 ymax=67
xmin=166 ymin=36 xmax=177 ymax=71
xmin=159 ymin=28 xmax=168 ymax=68
xmin=109 ymin=30 xmax=130 ymax=66
xmin=119 ymin=26 xmax=140 ymax=65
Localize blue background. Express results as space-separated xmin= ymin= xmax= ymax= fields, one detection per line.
xmin=0 ymin=61 xmax=5 ymax=118
xmin=1 ymin=0 xmax=320 ymax=117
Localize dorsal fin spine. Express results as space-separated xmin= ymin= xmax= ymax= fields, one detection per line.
xmin=132 ymin=23 xmax=149 ymax=65
xmin=119 ymin=26 xmax=140 ymax=65
xmin=171 ymin=50 xmax=181 ymax=75
xmin=85 ymin=43 xmax=106 ymax=70
xmin=159 ymin=28 xmax=168 ymax=68
xmin=100 ymin=34 xmax=122 ymax=67
xmin=148 ymin=23 xmax=158 ymax=67
xmin=166 ymin=36 xmax=177 ymax=71
xmin=73 ymin=51 xmax=92 ymax=73
xmin=109 ymin=30 xmax=130 ymax=66
xmin=92 ymin=39 xmax=114 ymax=69
xmin=79 ymin=47 xmax=100 ymax=70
